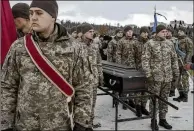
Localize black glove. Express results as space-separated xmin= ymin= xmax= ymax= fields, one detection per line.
xmin=73 ymin=123 xmax=93 ymax=131
xmin=2 ymin=129 xmax=13 ymax=131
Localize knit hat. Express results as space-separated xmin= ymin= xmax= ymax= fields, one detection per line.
xmin=167 ymin=27 xmax=174 ymax=34
xmin=70 ymin=26 xmax=77 ymax=34
xmin=115 ymin=28 xmax=122 ymax=34
xmin=76 ymin=25 xmax=82 ymax=34
xmin=124 ymin=25 xmax=133 ymax=33
xmin=178 ymin=26 xmax=186 ymax=33
xmin=156 ymin=25 xmax=166 ymax=34
xmin=30 ymin=0 xmax=58 ymax=18
xmin=140 ymin=26 xmax=149 ymax=34
xmin=12 ymin=3 xmax=30 ymax=19
xmin=80 ymin=23 xmax=94 ymax=34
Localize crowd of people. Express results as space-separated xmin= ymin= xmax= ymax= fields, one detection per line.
xmin=1 ymin=0 xmax=193 ymax=131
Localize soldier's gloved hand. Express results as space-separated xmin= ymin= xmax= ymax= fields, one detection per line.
xmin=73 ymin=123 xmax=93 ymax=131
xmin=2 ymin=128 xmax=13 ymax=131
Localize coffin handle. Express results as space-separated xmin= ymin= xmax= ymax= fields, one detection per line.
xmin=109 ymin=79 xmax=116 ymax=86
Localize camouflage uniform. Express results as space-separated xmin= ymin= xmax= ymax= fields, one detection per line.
xmin=115 ymin=36 xmax=137 ymax=107
xmin=133 ymin=36 xmax=149 ymax=107
xmin=80 ymin=40 xmax=103 ymax=126
xmin=107 ymin=36 xmax=121 ymax=62
xmin=177 ymin=35 xmax=193 ymax=96
xmin=142 ymin=36 xmax=179 ymax=119
xmin=1 ymin=24 xmax=95 ymax=131
xmin=166 ymin=37 xmax=179 ymax=93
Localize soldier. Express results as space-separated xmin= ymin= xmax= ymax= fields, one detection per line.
xmin=1 ymin=1 xmax=94 ymax=131
xmin=107 ymin=28 xmax=123 ymax=62
xmin=166 ymin=27 xmax=179 ymax=97
xmin=173 ymin=27 xmax=193 ymax=102
xmin=12 ymin=3 xmax=31 ymax=38
xmin=69 ymin=26 xmax=77 ymax=40
xmin=133 ymin=26 xmax=150 ymax=117
xmin=116 ymin=25 xmax=136 ymax=109
xmin=78 ymin=23 xmax=103 ymax=128
xmin=142 ymin=25 xmax=179 ymax=130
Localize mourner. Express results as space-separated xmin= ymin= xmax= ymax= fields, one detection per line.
xmin=1 ymin=0 xmax=94 ymax=131
xmin=12 ymin=3 xmax=31 ymax=38
xmin=133 ymin=26 xmax=150 ymax=117
xmin=173 ymin=27 xmax=193 ymax=102
xmin=116 ymin=25 xmax=137 ymax=109
xmin=166 ymin=27 xmax=179 ymax=97
xmin=142 ymin=25 xmax=180 ymax=130
xmin=78 ymin=23 xmax=103 ymax=128
xmin=107 ymin=28 xmax=123 ymax=62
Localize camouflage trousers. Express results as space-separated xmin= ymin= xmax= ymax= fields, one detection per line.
xmin=90 ymin=86 xmax=98 ymax=125
xmin=177 ymin=69 xmax=189 ymax=95
xmin=170 ymin=79 xmax=176 ymax=92
xmin=134 ymin=92 xmax=148 ymax=107
xmin=135 ymin=83 xmax=149 ymax=107
xmin=148 ymin=81 xmax=171 ymax=119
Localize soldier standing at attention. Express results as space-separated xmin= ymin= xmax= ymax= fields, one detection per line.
xmin=1 ymin=0 xmax=94 ymax=131
xmin=173 ymin=27 xmax=193 ymax=102
xmin=142 ymin=25 xmax=179 ymax=130
xmin=116 ymin=25 xmax=137 ymax=109
xmin=166 ymin=27 xmax=179 ymax=97
xmin=133 ymin=26 xmax=150 ymax=117
xmin=107 ymin=28 xmax=123 ymax=62
xmin=77 ymin=23 xmax=103 ymax=129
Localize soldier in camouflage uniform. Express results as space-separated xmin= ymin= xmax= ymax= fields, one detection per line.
xmin=116 ymin=25 xmax=137 ymax=109
xmin=173 ymin=27 xmax=193 ymax=102
xmin=142 ymin=25 xmax=179 ymax=130
xmin=166 ymin=27 xmax=179 ymax=97
xmin=107 ymin=28 xmax=123 ymax=62
xmin=12 ymin=3 xmax=31 ymax=38
xmin=78 ymin=23 xmax=103 ymax=128
xmin=1 ymin=1 xmax=94 ymax=131
xmin=133 ymin=26 xmax=150 ymax=117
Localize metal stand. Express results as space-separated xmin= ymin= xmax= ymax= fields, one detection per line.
xmin=97 ymin=86 xmax=179 ymax=131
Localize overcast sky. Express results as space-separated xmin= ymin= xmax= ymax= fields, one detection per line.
xmin=10 ymin=1 xmax=193 ymax=27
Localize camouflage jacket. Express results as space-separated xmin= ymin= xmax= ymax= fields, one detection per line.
xmin=80 ymin=39 xmax=103 ymax=86
xmin=133 ymin=36 xmax=149 ymax=70
xmin=107 ymin=36 xmax=121 ymax=62
xmin=115 ymin=36 xmax=136 ymax=68
xmin=142 ymin=36 xmax=180 ymax=82
xmin=1 ymin=23 xmax=94 ymax=130
xmin=178 ymin=35 xmax=193 ymax=63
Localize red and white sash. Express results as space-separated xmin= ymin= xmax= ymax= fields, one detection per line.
xmin=24 ymin=34 xmax=75 ymax=99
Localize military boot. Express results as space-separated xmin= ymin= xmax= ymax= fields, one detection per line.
xmin=141 ymin=106 xmax=150 ymax=115
xmin=173 ymin=92 xmax=184 ymax=102
xmin=151 ymin=119 xmax=159 ymax=131
xmin=169 ymin=90 xmax=175 ymax=97
xmin=182 ymin=93 xmax=188 ymax=102
xmin=135 ymin=105 xmax=142 ymax=117
xmin=159 ymin=119 xmax=172 ymax=129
